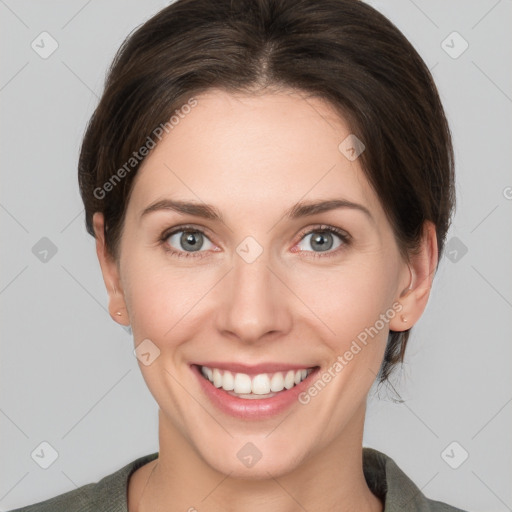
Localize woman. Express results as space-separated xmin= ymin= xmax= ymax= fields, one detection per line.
xmin=10 ymin=0 xmax=466 ymax=510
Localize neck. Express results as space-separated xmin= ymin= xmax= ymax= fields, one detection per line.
xmin=137 ymin=405 xmax=382 ymax=512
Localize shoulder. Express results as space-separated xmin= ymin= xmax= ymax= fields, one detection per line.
xmin=362 ymin=447 xmax=468 ymax=511
xmin=7 ymin=452 xmax=159 ymax=512
xmin=7 ymin=483 xmax=96 ymax=512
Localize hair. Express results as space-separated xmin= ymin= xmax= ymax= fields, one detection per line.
xmin=78 ymin=0 xmax=455 ymax=384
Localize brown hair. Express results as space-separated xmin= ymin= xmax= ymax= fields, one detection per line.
xmin=78 ymin=0 xmax=455 ymax=383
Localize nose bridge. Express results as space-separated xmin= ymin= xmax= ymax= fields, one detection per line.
xmin=233 ymin=245 xmax=271 ymax=298
xmin=216 ymin=238 xmax=291 ymax=342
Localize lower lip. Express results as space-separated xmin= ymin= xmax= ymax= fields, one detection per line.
xmin=191 ymin=364 xmax=319 ymax=420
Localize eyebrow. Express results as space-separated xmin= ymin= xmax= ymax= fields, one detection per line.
xmin=140 ymin=198 xmax=373 ymax=223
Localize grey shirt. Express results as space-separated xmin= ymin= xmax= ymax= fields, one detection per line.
xmin=8 ymin=447 xmax=467 ymax=511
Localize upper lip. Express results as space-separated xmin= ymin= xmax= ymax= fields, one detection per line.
xmin=193 ymin=362 xmax=317 ymax=375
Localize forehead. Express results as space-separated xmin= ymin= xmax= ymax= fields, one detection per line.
xmin=128 ymin=89 xmax=382 ymax=222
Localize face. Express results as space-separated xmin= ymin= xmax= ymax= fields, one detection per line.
xmin=99 ymin=89 xmax=414 ymax=478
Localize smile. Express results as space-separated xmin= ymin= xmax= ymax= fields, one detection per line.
xmin=200 ymin=365 xmax=313 ymax=398
xmin=191 ymin=363 xmax=320 ymax=419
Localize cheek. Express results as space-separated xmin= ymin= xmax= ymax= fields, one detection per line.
xmin=121 ymin=253 xmax=218 ymax=341
xmin=290 ymin=260 xmax=396 ymax=348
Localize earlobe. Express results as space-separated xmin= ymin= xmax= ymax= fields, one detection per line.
xmin=389 ymin=221 xmax=438 ymax=332
xmin=92 ymin=213 xmax=131 ymax=327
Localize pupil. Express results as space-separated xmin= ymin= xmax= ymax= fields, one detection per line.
xmin=312 ymin=232 xmax=333 ymax=252
xmin=181 ymin=231 xmax=202 ymax=252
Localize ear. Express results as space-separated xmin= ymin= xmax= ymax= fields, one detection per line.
xmin=389 ymin=220 xmax=438 ymax=332
xmin=92 ymin=212 xmax=130 ymax=327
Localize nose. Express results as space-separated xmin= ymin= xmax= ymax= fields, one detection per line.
xmin=214 ymin=248 xmax=293 ymax=345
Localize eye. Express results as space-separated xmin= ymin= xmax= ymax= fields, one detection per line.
xmin=294 ymin=225 xmax=350 ymax=257
xmin=161 ymin=226 xmax=216 ymax=258
xmin=160 ymin=224 xmax=350 ymax=260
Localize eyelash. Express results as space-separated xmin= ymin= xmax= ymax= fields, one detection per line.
xmin=159 ymin=224 xmax=351 ymax=260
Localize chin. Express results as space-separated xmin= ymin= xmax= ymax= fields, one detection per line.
xmin=193 ymin=433 xmax=310 ymax=480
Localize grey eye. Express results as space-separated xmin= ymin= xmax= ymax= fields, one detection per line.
xmin=297 ymin=231 xmax=343 ymax=252
xmin=166 ymin=230 xmax=214 ymax=252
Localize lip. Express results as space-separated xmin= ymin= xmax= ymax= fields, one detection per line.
xmin=190 ymin=363 xmax=320 ymax=420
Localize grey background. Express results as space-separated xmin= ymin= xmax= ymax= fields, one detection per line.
xmin=1 ymin=1 xmax=510 ymax=510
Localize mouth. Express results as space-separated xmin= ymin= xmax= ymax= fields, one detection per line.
xmin=200 ymin=365 xmax=313 ymax=398
xmin=191 ymin=363 xmax=320 ymax=419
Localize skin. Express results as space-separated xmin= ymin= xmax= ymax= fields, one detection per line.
xmin=93 ymin=88 xmax=438 ymax=512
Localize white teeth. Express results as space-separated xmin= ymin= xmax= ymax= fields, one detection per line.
xmin=222 ymin=371 xmax=234 ymax=391
xmin=270 ymin=372 xmax=285 ymax=392
xmin=213 ymin=368 xmax=223 ymax=388
xmin=251 ymin=373 xmax=271 ymax=395
xmin=284 ymin=370 xmax=295 ymax=389
xmin=200 ymin=366 xmax=312 ymax=398
xmin=234 ymin=373 xmax=252 ymax=394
